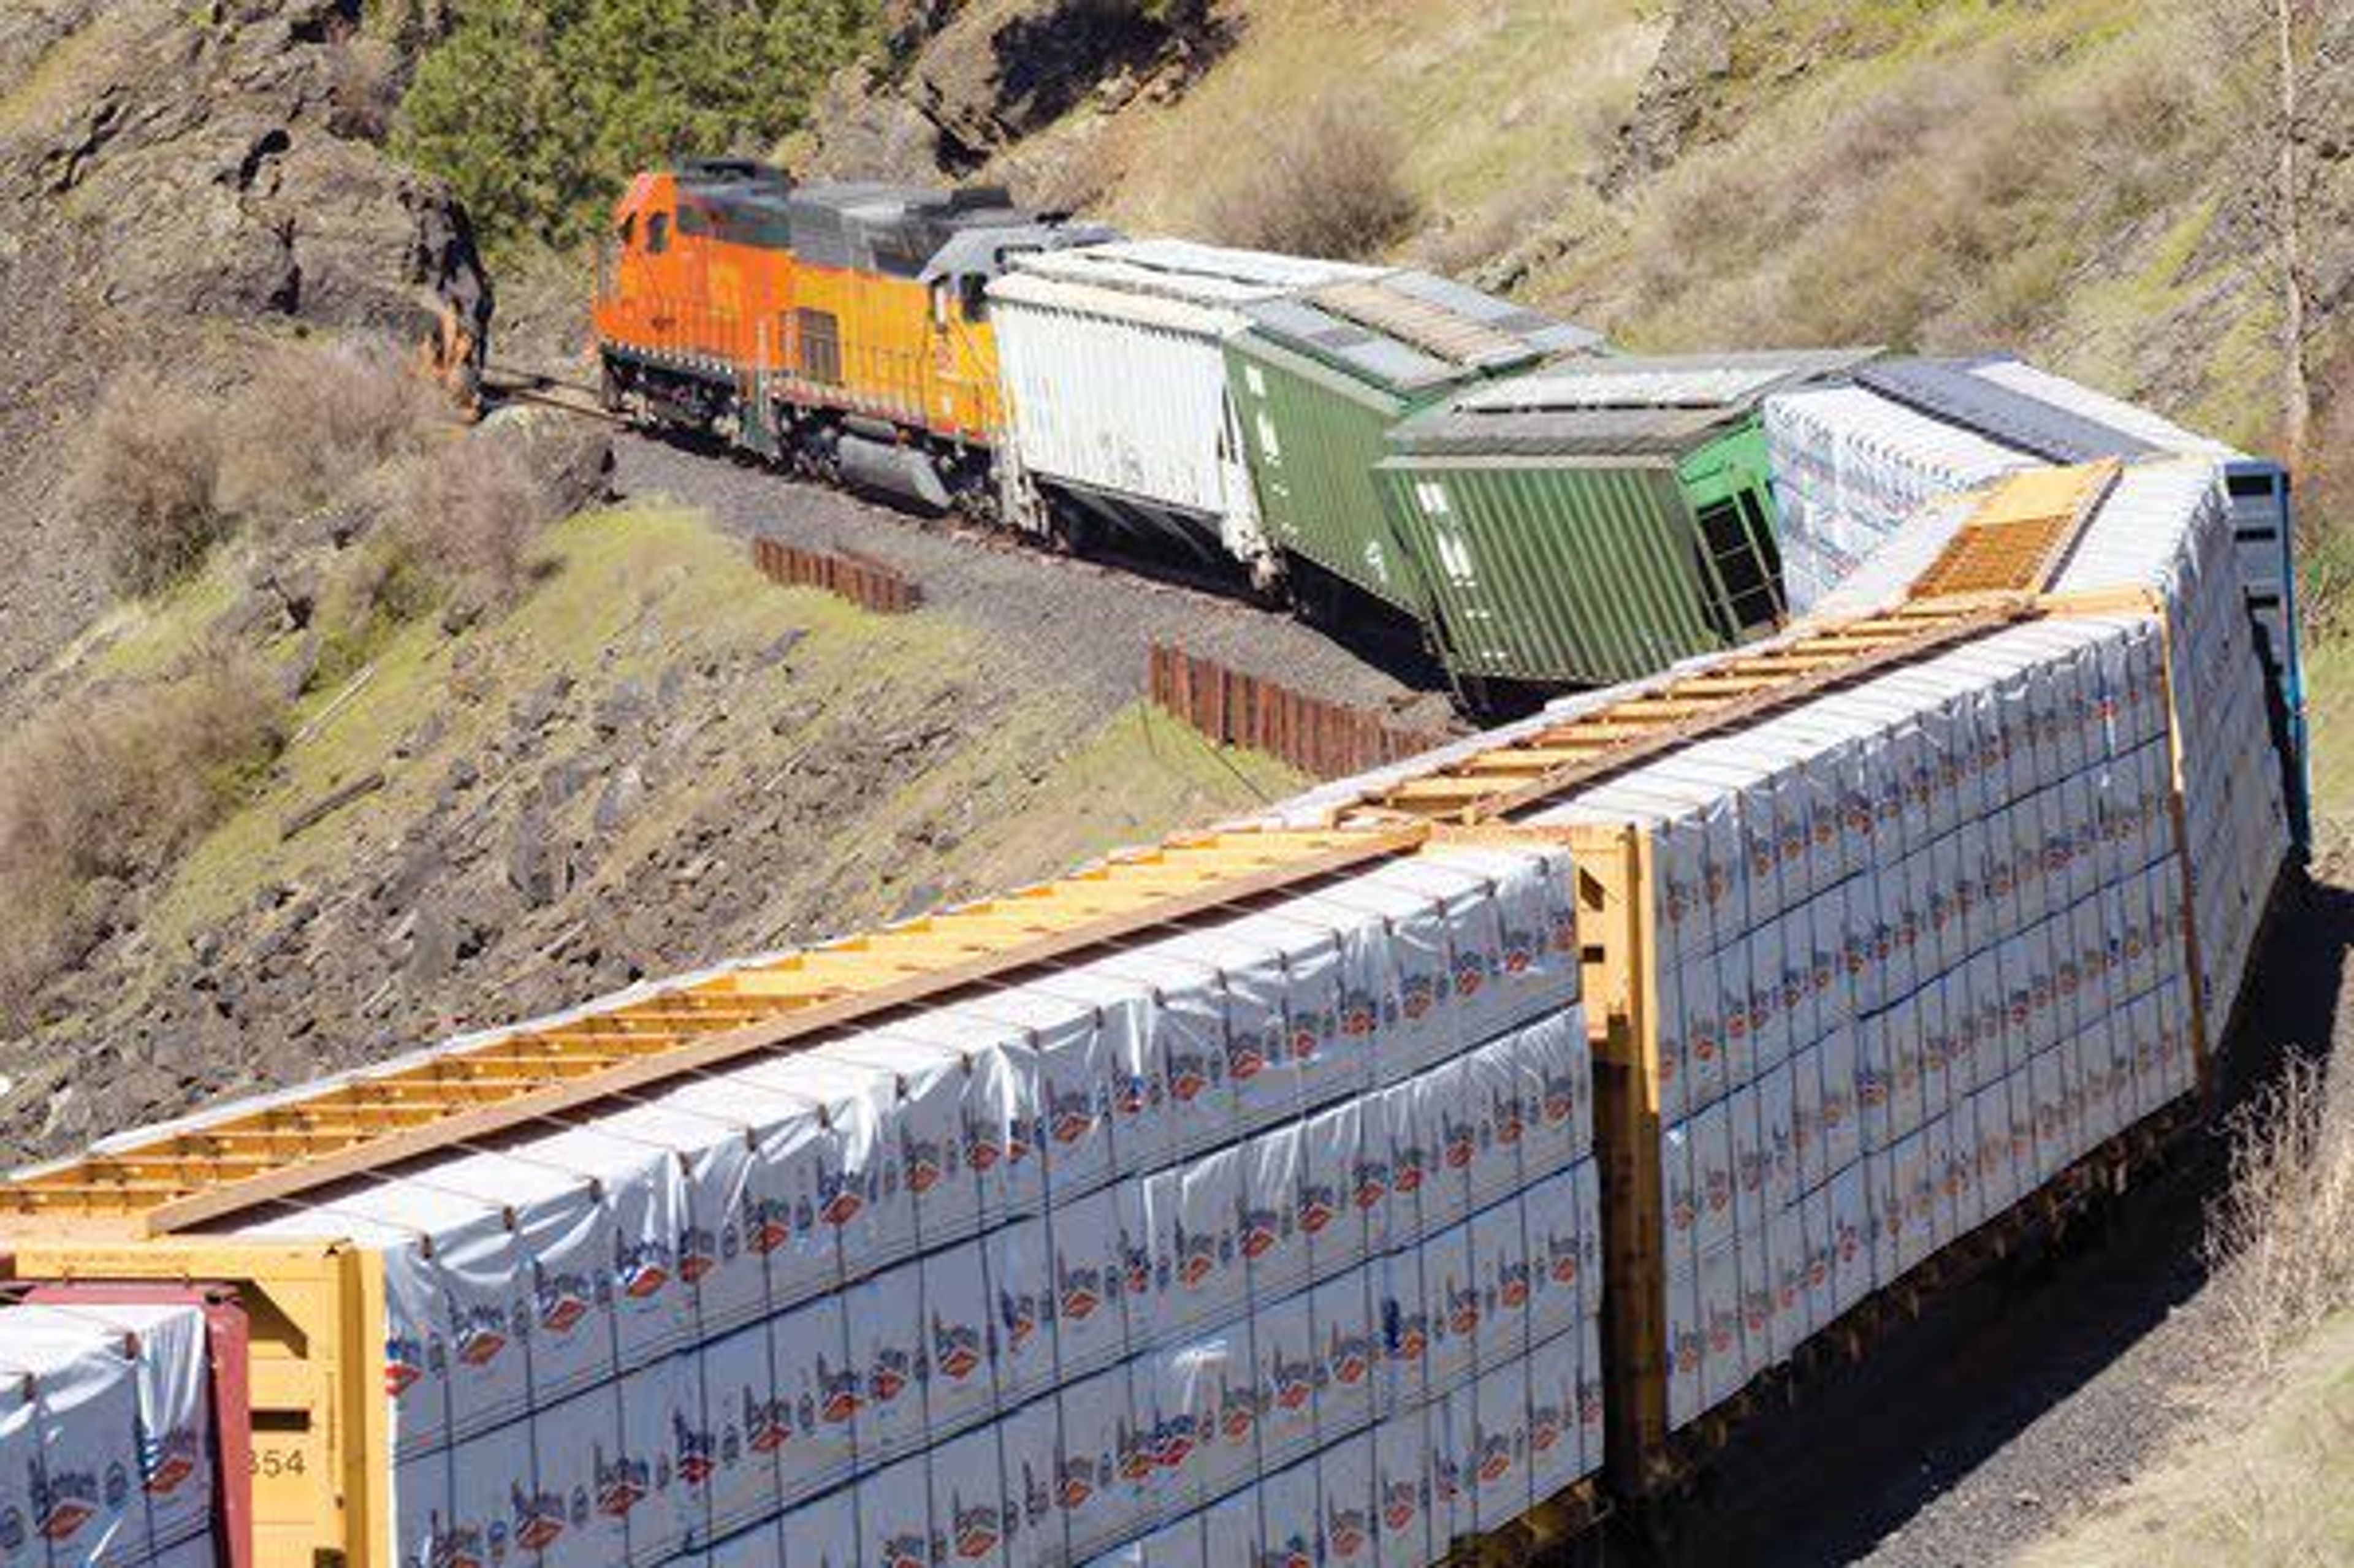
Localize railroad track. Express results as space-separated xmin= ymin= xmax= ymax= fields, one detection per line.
xmin=486 ymin=357 xmax=1449 ymax=678
xmin=481 ymin=362 xmax=629 ymax=424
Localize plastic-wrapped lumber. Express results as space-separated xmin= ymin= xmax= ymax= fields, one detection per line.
xmin=1525 ymin=611 xmax=2206 ymax=1462
xmin=2051 ymin=459 xmax=2290 ymax=1043
xmin=1762 ymin=384 xmax=2033 ymax=611
xmin=0 ymin=1301 xmax=218 ymax=1567
xmin=186 ymin=838 xmax=1604 ymax=1568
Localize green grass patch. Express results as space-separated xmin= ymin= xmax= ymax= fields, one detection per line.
xmin=63 ymin=549 xmax=249 ymax=684
xmin=140 ymin=501 xmax=1300 ymax=970
xmin=2303 ymin=631 xmax=2354 ymax=829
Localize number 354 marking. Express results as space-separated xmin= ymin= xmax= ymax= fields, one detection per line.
xmin=249 ymin=1448 xmax=308 ymax=1479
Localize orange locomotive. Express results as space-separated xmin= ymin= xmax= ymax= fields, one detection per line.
xmin=592 ymin=160 xmax=1113 ymax=511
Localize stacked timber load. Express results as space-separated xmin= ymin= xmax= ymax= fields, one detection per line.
xmin=1816 ymin=460 xmax=2291 ymax=1046
xmin=33 ymin=836 xmax=1607 ymax=1568
xmin=1525 ymin=611 xmax=2200 ymax=1445
xmin=1241 ymin=451 xmax=2292 ymax=1487
xmin=2051 ymin=462 xmax=2288 ymax=1040
xmin=1762 ymin=360 xmax=2306 ymax=845
xmin=0 ymin=1301 xmax=218 ymax=1567
xmin=1761 ymin=384 xmax=2030 ymax=607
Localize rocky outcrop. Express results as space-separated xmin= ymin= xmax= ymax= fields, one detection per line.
xmin=807 ymin=0 xmax=1225 ymax=182
xmin=1601 ymin=0 xmax=1778 ymax=194
xmin=0 ymin=0 xmax=489 ymax=696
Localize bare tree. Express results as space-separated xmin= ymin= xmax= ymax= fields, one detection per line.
xmin=2271 ymin=0 xmax=2315 ymax=470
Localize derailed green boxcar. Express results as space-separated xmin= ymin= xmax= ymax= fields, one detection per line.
xmin=1375 ymin=350 xmax=1875 ymax=704
xmin=1225 ymin=272 xmax=1601 ymax=620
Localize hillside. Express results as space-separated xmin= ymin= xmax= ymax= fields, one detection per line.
xmin=0 ymin=3 xmax=2344 ymax=1556
xmin=0 ymin=491 xmax=1305 ymax=1159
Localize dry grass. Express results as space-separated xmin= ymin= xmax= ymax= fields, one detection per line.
xmin=2204 ymin=1054 xmax=2354 ymax=1376
xmin=2024 ymin=1315 xmax=2354 ymax=1568
xmin=1196 ymin=94 xmax=1420 ymax=261
xmin=1595 ymin=17 xmax=2216 ymax=352
xmin=325 ymin=36 xmax=403 ymax=142
xmin=68 ymin=369 xmax=229 ymax=596
xmin=0 ymin=657 xmax=286 ymax=1023
xmin=73 ymin=341 xmax=454 ymax=593
xmin=389 ymin=431 xmax=560 ymax=606
xmin=217 ymin=338 xmax=453 ymax=519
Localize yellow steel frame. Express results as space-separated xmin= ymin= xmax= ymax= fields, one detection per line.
xmin=1347 ymin=603 xmax=2026 ymax=827
xmin=8 ymin=1237 xmax=389 ymax=1568
xmin=1906 ymin=460 xmax=2119 ymax=601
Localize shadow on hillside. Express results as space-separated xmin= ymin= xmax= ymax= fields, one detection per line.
xmin=1630 ymin=867 xmax=2354 ymax=1567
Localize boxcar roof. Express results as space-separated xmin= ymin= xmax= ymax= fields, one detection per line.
xmin=1008 ymin=238 xmax=1388 ymax=307
xmin=1237 ymin=272 xmax=1601 ymax=397
xmin=1390 ymin=348 xmax=1875 ymax=460
xmin=1382 ymin=402 xmax=1751 ymax=461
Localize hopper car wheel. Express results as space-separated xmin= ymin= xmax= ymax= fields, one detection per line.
xmin=1246 ymin=554 xmax=1288 ymax=610
xmin=1046 ymin=504 xmax=1095 ymax=557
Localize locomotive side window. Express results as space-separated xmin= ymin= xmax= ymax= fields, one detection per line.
xmin=647 ymin=213 xmax=670 ymax=255
xmin=619 ymin=215 xmax=637 ymax=249
xmin=959 ymin=275 xmax=990 ymax=322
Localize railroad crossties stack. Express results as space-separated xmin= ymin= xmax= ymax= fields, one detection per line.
xmin=0 ymin=447 xmax=2300 ymax=1557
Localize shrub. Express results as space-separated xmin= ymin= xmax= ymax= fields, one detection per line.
xmin=217 ymin=338 xmax=453 ymax=520
xmin=1198 ymin=95 xmax=1421 ymax=262
xmin=69 ymin=369 xmax=229 ymax=595
xmin=2204 ymin=1054 xmax=2354 ymax=1375
xmin=395 ymin=0 xmax=880 ymax=251
xmin=326 ymin=35 xmax=405 ymax=142
xmin=391 ymin=431 xmax=560 ymax=605
xmin=0 ymin=657 xmax=286 ymax=1022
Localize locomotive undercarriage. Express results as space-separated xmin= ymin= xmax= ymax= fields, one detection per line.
xmin=599 ymin=346 xmax=998 ymax=524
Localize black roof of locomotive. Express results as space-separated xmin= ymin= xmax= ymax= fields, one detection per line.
xmin=660 ymin=164 xmax=1102 ymax=280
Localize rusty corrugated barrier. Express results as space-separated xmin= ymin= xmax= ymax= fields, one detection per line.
xmin=1148 ymin=642 xmax=1450 ymax=778
xmin=750 ymin=534 xmax=922 ymax=613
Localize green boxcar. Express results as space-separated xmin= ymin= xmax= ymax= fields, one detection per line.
xmin=1374 ymin=350 xmax=1876 ymax=698
xmin=1225 ymin=272 xmax=1601 ymax=617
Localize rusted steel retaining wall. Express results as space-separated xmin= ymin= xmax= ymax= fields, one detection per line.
xmin=1148 ymin=642 xmax=1450 ymax=779
xmin=752 ymin=535 xmax=922 ymax=614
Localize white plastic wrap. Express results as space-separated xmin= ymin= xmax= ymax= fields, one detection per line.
xmin=1313 ymin=1269 xmax=1378 ymax=1444
xmin=1319 ymin=1428 xmax=1376 ymax=1567
xmin=855 ymin=1452 xmax=933 ymax=1568
xmin=0 ymin=1311 xmax=143 ymax=1565
xmin=777 ymin=1483 xmax=857 ymax=1568
xmin=693 ymin=1323 xmax=779 ymax=1546
xmin=1253 ymin=1288 xmax=1320 ymax=1475
xmin=1369 ymin=1406 xmax=1433 ymax=1568
xmin=7 ymin=1303 xmax=215 ymax=1555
